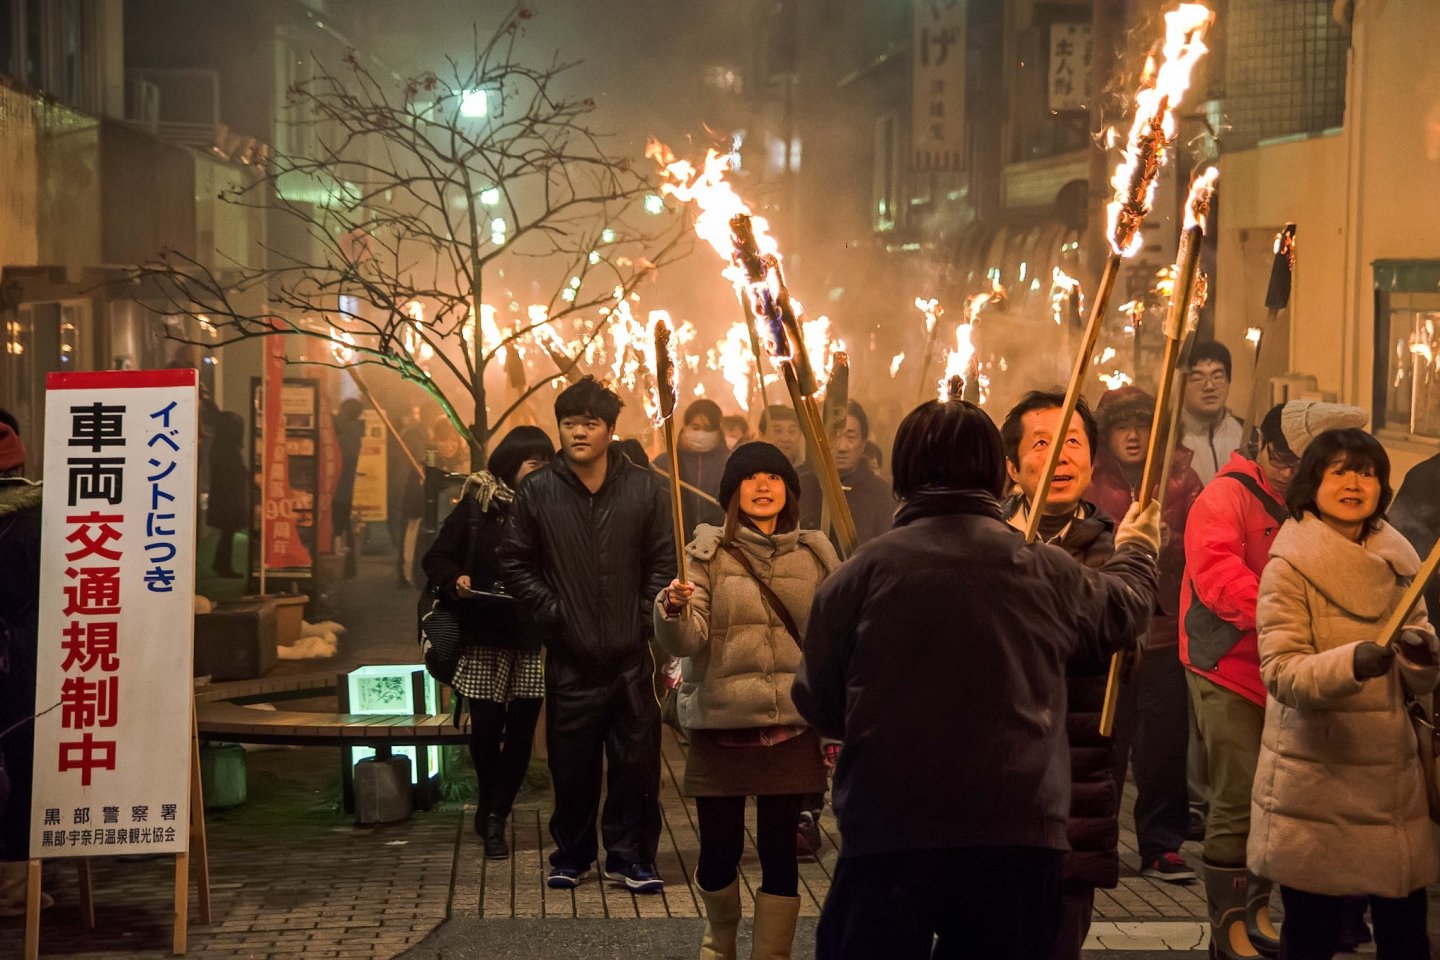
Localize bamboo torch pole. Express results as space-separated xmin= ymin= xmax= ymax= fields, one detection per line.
xmin=818 ymin=352 xmax=850 ymax=540
xmin=914 ymin=299 xmax=944 ymax=404
xmin=738 ymin=295 xmax=775 ymax=419
xmin=1377 ymin=540 xmax=1440 ymax=649
xmin=729 ymin=214 xmax=859 ymax=557
xmin=653 ymin=317 xmax=687 ymax=584
xmin=1098 ymin=168 xmax=1217 ymax=738
xmin=1025 ymin=2 xmax=1214 ymax=547
xmin=1239 ymin=224 xmax=1296 ymax=449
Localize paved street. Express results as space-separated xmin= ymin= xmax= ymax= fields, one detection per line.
xmin=0 ymin=547 xmax=1414 ymax=958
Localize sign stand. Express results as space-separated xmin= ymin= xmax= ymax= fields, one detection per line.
xmin=23 ymin=697 xmax=212 ymax=960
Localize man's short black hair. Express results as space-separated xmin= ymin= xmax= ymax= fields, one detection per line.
xmin=758 ymin=404 xmax=798 ymax=434
xmin=554 ymin=375 xmax=623 ymax=428
xmin=489 ymin=425 xmax=555 ymax=488
xmin=1186 ymin=341 xmax=1233 ymax=380
xmin=846 ymin=400 xmax=869 ymax=440
xmin=1285 ymin=427 xmax=1392 ymax=537
xmin=1259 ymin=403 xmax=1289 ymax=456
xmin=892 ymin=400 xmax=1006 ymax=500
xmin=999 ymin=390 xmax=1098 ymax=466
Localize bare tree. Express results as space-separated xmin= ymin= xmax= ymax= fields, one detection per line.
xmin=131 ymin=5 xmax=686 ymax=468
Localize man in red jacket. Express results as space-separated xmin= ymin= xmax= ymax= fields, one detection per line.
xmin=1181 ymin=399 xmax=1366 ymax=959
xmin=1089 ymin=387 xmax=1204 ymax=885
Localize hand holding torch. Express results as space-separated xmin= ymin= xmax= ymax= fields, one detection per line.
xmin=1377 ymin=541 xmax=1440 ymax=649
xmin=653 ymin=317 xmax=687 ymax=584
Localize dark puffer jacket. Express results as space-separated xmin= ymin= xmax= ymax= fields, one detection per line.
xmin=498 ymin=448 xmax=675 ymax=676
xmin=794 ymin=489 xmax=1155 ymax=860
xmin=1001 ymin=495 xmax=1123 ymax=889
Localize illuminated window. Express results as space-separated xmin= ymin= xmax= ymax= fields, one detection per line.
xmin=1374 ymin=261 xmax=1440 ymax=439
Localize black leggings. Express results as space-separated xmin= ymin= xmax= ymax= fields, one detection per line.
xmin=1279 ymin=885 xmax=1429 ymax=960
xmin=695 ymin=793 xmax=805 ymax=897
xmin=468 ymin=697 xmax=542 ymax=819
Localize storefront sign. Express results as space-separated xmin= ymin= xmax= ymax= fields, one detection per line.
xmin=911 ymin=0 xmax=967 ymax=172
xmin=262 ymin=338 xmax=313 ymax=572
xmin=30 ymin=369 xmax=198 ymax=858
xmin=1048 ymin=23 xmax=1093 ymax=113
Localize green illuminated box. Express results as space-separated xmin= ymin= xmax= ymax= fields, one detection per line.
xmin=345 ymin=665 xmax=441 ymax=786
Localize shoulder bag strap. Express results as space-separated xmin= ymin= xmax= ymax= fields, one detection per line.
xmin=1224 ymin=472 xmax=1290 ymax=526
xmin=721 ymin=544 xmax=803 ymax=648
xmin=463 ymin=496 xmax=483 ymax=577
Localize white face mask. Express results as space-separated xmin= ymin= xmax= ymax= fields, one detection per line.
xmin=681 ymin=427 xmax=722 ymax=453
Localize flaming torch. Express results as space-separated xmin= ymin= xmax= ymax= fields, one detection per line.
xmin=730 ymin=214 xmax=860 ymax=555
xmin=653 ymin=315 xmax=687 ymax=583
xmin=1097 ymin=166 xmax=1218 ymax=738
xmin=914 ymin=298 xmax=944 ymax=403
xmin=1024 ymin=2 xmax=1214 ymax=545
xmin=1239 ymin=223 xmax=1296 ymax=449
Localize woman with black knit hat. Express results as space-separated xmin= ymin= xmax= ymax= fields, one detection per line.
xmin=655 ymin=441 xmax=839 ymax=960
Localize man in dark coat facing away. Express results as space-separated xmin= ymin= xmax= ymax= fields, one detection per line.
xmin=794 ymin=396 xmax=1160 ymax=959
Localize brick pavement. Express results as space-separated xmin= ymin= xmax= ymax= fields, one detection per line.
xmin=2 ymin=549 xmax=1403 ymax=958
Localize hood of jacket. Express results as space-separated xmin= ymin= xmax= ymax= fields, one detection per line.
xmin=0 ymin=478 xmax=42 ymax=517
xmin=1270 ymin=514 xmax=1419 ymax=621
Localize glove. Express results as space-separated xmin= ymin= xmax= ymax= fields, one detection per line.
xmin=1396 ymin=627 xmax=1438 ymax=667
xmin=1114 ymin=501 xmax=1162 ymax=555
xmin=1353 ymin=641 xmax=1396 ymax=680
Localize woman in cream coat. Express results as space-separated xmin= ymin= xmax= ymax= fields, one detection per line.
xmin=656 ymin=442 xmax=839 ymax=960
xmin=1250 ymin=428 xmax=1439 ymax=960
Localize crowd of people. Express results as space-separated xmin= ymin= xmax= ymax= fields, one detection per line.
xmin=2 ymin=333 xmax=1439 ymax=960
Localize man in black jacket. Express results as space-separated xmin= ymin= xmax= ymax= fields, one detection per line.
xmin=998 ymin=390 xmax=1135 ymax=960
xmin=497 ymin=377 xmax=675 ymax=893
xmin=794 ymin=397 xmax=1159 ymax=959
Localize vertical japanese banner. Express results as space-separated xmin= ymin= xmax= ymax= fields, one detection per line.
xmin=30 ymin=369 xmax=198 ymax=859
xmin=911 ymin=0 xmax=966 ymax=172
xmin=263 ymin=336 xmax=311 ymax=570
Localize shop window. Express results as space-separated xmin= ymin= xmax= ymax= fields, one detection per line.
xmin=1374 ymin=261 xmax=1440 ymax=440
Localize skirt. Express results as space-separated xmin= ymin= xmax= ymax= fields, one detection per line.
xmin=452 ymin=645 xmax=544 ymax=703
xmin=683 ymin=727 xmax=826 ymax=798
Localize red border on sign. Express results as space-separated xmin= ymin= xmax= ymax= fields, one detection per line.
xmin=47 ymin=369 xmax=198 ymax=390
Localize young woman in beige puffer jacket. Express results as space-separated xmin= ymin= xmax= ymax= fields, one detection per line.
xmin=655 ymin=442 xmax=839 ymax=960
xmin=1250 ymin=428 xmax=1440 ymax=960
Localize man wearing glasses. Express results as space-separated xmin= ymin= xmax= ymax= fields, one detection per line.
xmin=1180 ymin=399 xmax=1366 ymax=958
xmin=1179 ymin=342 xmax=1246 ymax=485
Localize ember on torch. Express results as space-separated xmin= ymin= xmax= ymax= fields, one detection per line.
xmin=1024 ymin=1 xmax=1214 ymax=546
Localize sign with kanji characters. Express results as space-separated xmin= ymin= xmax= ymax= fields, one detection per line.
xmin=352 ymin=410 xmax=389 ymax=523
xmin=30 ymin=369 xmax=198 ymax=859
xmin=911 ymin=0 xmax=966 ymax=172
xmin=1048 ymin=23 xmax=1093 ymax=113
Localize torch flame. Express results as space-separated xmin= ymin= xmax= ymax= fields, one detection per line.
xmin=1184 ymin=167 xmax=1220 ymax=232
xmin=1105 ymin=3 xmax=1214 ymax=257
xmin=1245 ymin=326 xmax=1262 ymax=347
xmin=330 ymin=325 xmax=357 ymax=365
xmin=1050 ymin=268 xmax=1083 ymax=326
xmin=914 ymin=297 xmax=942 ymax=333
xmin=889 ymin=352 xmax=905 ymax=378
xmin=648 ymin=139 xmax=777 ymax=286
xmin=1099 ymin=370 xmax=1135 ymax=390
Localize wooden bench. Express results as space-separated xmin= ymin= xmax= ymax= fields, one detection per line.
xmin=193 ymin=669 xmax=467 ymax=811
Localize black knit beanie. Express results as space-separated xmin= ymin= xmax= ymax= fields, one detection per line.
xmin=719 ymin=441 xmax=801 ymax=512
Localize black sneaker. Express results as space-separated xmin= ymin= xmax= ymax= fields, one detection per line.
xmin=546 ymin=864 xmax=590 ymax=889
xmin=604 ymin=861 xmax=664 ymax=894
xmin=1141 ymin=852 xmax=1197 ymax=882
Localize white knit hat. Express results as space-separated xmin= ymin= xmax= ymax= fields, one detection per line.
xmin=1280 ymin=400 xmax=1368 ymax=456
